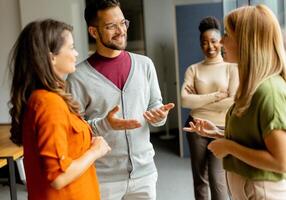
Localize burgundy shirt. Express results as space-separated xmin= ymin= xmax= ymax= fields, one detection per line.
xmin=87 ymin=51 xmax=131 ymax=90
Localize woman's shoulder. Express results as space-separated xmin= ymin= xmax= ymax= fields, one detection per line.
xmin=257 ymin=75 xmax=286 ymax=94
xmin=223 ymin=61 xmax=237 ymax=65
xmin=28 ymin=89 xmax=67 ymax=110
xmin=222 ymin=62 xmax=237 ymax=68
xmin=250 ymin=76 xmax=286 ymax=108
xmin=222 ymin=62 xmax=238 ymax=75
xmin=30 ymin=89 xmax=62 ymax=100
xmin=187 ymin=60 xmax=204 ymax=70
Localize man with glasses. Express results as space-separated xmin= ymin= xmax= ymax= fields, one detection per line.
xmin=67 ymin=0 xmax=174 ymax=199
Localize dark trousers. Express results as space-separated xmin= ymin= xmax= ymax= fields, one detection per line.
xmin=185 ymin=116 xmax=228 ymax=200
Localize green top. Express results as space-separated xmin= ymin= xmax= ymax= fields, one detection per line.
xmin=223 ymin=75 xmax=286 ymax=181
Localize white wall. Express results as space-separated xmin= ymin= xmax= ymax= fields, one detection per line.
xmin=143 ymin=0 xmax=178 ymax=132
xmin=0 ymin=0 xmax=21 ymax=123
xmin=19 ymin=0 xmax=88 ymax=63
xmin=0 ymin=0 xmax=88 ymax=123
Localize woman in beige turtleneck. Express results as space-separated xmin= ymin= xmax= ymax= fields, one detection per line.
xmin=181 ymin=16 xmax=238 ymax=200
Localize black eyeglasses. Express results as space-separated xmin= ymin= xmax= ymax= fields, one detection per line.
xmin=99 ymin=19 xmax=130 ymax=31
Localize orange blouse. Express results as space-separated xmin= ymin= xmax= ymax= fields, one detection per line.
xmin=22 ymin=90 xmax=100 ymax=200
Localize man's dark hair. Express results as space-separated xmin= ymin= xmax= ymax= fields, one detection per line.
xmin=84 ymin=0 xmax=120 ymax=26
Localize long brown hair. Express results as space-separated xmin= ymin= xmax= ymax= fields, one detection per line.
xmin=225 ymin=5 xmax=286 ymax=116
xmin=9 ymin=19 xmax=80 ymax=145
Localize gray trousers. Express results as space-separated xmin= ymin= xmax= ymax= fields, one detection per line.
xmin=185 ymin=116 xmax=228 ymax=200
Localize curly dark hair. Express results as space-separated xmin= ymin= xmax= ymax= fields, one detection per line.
xmin=198 ymin=16 xmax=221 ymax=41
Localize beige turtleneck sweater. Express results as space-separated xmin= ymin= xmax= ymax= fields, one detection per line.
xmin=181 ymin=56 xmax=239 ymax=126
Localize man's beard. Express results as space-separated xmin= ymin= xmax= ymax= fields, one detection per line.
xmin=98 ymin=32 xmax=127 ymax=50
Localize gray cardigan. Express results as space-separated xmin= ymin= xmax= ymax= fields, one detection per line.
xmin=66 ymin=52 xmax=165 ymax=182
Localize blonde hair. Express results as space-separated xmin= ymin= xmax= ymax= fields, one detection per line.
xmin=225 ymin=4 xmax=286 ymax=116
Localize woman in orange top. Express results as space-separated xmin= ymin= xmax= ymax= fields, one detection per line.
xmin=8 ymin=19 xmax=111 ymax=200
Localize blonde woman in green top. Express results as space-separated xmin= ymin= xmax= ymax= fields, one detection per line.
xmin=184 ymin=4 xmax=286 ymax=200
